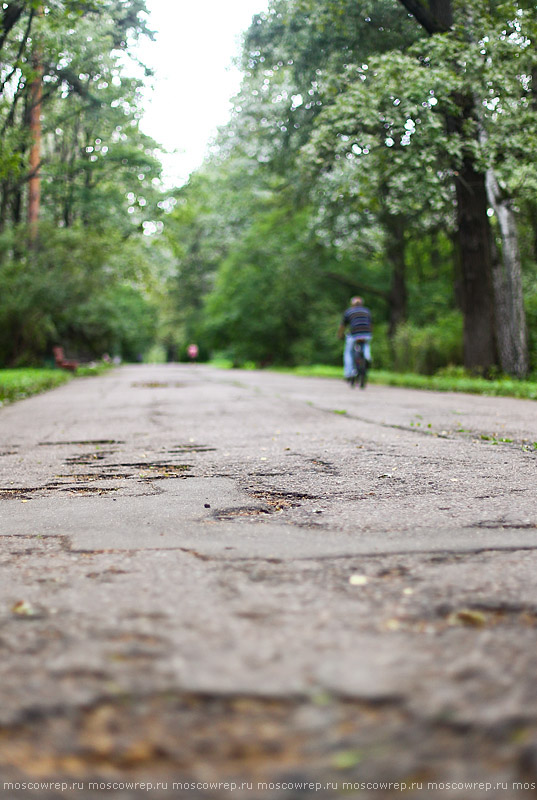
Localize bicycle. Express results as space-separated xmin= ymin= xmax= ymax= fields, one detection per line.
xmin=349 ymin=338 xmax=368 ymax=389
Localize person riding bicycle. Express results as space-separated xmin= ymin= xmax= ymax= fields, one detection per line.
xmin=337 ymin=296 xmax=372 ymax=382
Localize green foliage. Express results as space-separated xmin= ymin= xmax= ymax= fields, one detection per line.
xmin=74 ymin=361 xmax=114 ymax=377
xmin=70 ymin=284 xmax=158 ymax=362
xmin=390 ymin=313 xmax=464 ymax=375
xmin=0 ymin=225 xmax=157 ymax=365
xmin=0 ymin=0 xmax=163 ymax=367
xmin=200 ymin=204 xmax=344 ymax=366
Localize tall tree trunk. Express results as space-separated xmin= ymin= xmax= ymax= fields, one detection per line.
xmin=454 ymin=157 xmax=496 ymax=372
xmin=470 ymin=68 xmax=529 ymax=377
xmin=28 ymin=6 xmax=42 ymax=244
xmin=379 ymin=166 xmax=407 ymax=336
xmin=385 ymin=214 xmax=407 ymax=336
xmin=486 ymin=170 xmax=528 ymax=377
xmin=527 ymin=67 xmax=537 ymax=266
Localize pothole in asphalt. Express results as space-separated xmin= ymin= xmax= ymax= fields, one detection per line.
xmin=115 ymin=462 xmax=192 ymax=471
xmin=248 ymin=471 xmax=291 ymax=478
xmin=38 ymin=440 xmax=124 ymax=446
xmin=0 ymin=487 xmax=41 ymax=499
xmin=213 ymin=506 xmax=272 ymax=520
xmin=131 ymin=381 xmax=185 ymax=388
xmin=52 ymin=473 xmax=135 ymax=482
xmin=56 ymin=487 xmax=121 ymax=496
xmin=66 ymin=463 xmax=194 ymax=479
xmin=469 ymin=520 xmax=537 ymax=530
xmin=168 ymin=443 xmax=217 ymax=453
xmin=309 ymin=458 xmax=338 ymax=474
xmin=0 ymin=462 xmax=194 ymax=498
xmin=65 ymin=451 xmax=114 ymax=465
xmin=246 ymin=489 xmax=321 ymax=510
xmin=118 ymin=463 xmax=193 ymax=479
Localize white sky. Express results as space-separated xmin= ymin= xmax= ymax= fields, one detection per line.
xmin=136 ymin=0 xmax=269 ymax=187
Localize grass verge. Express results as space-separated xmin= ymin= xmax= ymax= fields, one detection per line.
xmin=211 ymin=360 xmax=537 ymax=400
xmin=0 ymin=369 xmax=71 ymax=405
xmin=367 ymin=370 xmax=537 ymax=399
xmin=0 ymin=363 xmax=114 ymax=406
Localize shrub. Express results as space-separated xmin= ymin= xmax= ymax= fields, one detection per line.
xmin=391 ymin=312 xmax=463 ymax=374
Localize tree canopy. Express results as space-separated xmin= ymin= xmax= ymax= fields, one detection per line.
xmin=0 ymin=0 xmax=163 ymax=364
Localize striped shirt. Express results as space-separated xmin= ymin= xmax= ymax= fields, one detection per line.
xmin=342 ymin=306 xmax=372 ymax=335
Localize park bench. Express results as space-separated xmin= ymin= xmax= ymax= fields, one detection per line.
xmin=53 ymin=346 xmax=79 ymax=372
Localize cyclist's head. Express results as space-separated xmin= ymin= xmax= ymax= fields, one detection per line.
xmin=350 ymin=296 xmax=363 ymax=306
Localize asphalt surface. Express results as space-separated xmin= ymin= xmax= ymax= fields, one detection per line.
xmin=1 ymin=364 xmax=537 ymax=800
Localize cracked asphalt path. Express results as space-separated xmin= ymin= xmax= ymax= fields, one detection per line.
xmin=1 ymin=364 xmax=537 ymax=799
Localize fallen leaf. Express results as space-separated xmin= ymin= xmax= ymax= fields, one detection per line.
xmin=349 ymin=574 xmax=368 ymax=586
xmin=11 ymin=600 xmax=36 ymax=616
xmin=448 ymin=609 xmax=486 ymax=627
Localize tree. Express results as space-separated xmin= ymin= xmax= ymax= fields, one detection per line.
xmin=0 ymin=0 xmax=154 ymax=230
xmin=397 ymin=0 xmax=529 ymax=374
xmin=0 ymin=0 xmax=164 ymax=365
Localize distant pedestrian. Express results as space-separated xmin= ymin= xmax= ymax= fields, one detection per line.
xmin=187 ymin=343 xmax=199 ymax=362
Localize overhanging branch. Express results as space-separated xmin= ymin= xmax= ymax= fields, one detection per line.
xmin=397 ymin=0 xmax=452 ymax=34
xmin=0 ymin=2 xmax=25 ymax=54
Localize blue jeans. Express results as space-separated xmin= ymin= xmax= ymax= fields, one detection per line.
xmin=344 ymin=334 xmax=371 ymax=378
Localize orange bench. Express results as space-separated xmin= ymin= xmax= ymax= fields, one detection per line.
xmin=53 ymin=346 xmax=79 ymax=372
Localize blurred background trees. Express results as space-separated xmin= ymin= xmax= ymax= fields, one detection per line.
xmin=0 ymin=0 xmax=162 ymax=365
xmin=1 ymin=0 xmax=536 ymax=376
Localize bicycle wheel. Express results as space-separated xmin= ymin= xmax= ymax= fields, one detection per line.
xmin=354 ymin=342 xmax=367 ymax=389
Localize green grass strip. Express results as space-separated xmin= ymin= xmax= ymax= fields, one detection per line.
xmin=367 ymin=370 xmax=537 ymax=400
xmin=0 ymin=368 xmax=71 ymax=404
xmin=0 ymin=363 xmax=115 ymax=406
xmin=211 ymin=361 xmax=537 ymax=400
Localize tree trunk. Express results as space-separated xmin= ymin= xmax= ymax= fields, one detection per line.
xmin=454 ymin=157 xmax=496 ymax=372
xmin=385 ymin=214 xmax=407 ymax=336
xmin=486 ymin=170 xmax=528 ymax=377
xmin=527 ymin=68 xmax=537 ymax=266
xmin=28 ymin=9 xmax=42 ymax=244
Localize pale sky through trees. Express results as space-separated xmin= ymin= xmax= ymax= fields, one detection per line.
xmin=138 ymin=0 xmax=269 ymax=187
